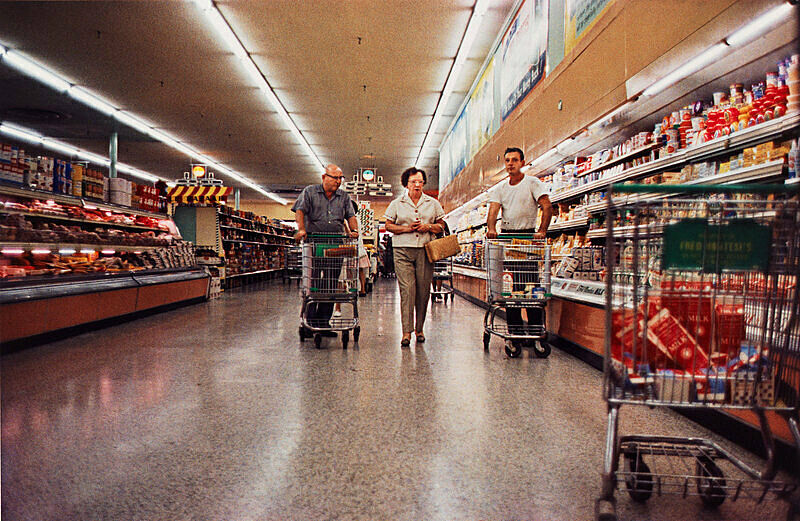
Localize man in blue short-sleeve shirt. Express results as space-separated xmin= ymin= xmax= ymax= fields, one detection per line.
xmin=292 ymin=164 xmax=358 ymax=239
xmin=292 ymin=164 xmax=359 ymax=338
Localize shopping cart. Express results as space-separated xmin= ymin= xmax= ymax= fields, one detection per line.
xmin=430 ymin=258 xmax=454 ymax=303
xmin=596 ymin=184 xmax=800 ymax=521
xmin=283 ymin=245 xmax=302 ymax=285
xmin=483 ymin=235 xmax=551 ymax=358
xmin=299 ymin=234 xmax=360 ymax=349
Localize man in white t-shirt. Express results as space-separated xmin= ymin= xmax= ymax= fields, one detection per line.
xmin=486 ymin=147 xmax=553 ymax=348
xmin=486 ymin=147 xmax=552 ymax=239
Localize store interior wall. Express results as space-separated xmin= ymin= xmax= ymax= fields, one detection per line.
xmin=438 ymin=0 xmax=783 ymax=212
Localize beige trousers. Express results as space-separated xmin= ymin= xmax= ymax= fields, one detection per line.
xmin=393 ymin=246 xmax=434 ymax=334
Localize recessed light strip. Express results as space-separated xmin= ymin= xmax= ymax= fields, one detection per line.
xmin=0 ymin=121 xmax=162 ymax=183
xmin=414 ymin=0 xmax=491 ymax=168
xmin=193 ymin=0 xmax=325 ymax=173
xmin=0 ymin=45 xmax=287 ymax=203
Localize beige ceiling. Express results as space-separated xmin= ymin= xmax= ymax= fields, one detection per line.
xmin=0 ymin=0 xmax=517 ymax=201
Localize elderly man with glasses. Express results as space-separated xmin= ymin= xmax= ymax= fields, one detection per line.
xmin=292 ymin=164 xmax=360 ymax=337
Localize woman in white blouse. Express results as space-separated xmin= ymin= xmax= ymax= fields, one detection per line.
xmin=384 ymin=168 xmax=446 ymax=346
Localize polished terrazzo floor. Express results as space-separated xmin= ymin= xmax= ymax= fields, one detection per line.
xmin=1 ymin=277 xmax=795 ymax=520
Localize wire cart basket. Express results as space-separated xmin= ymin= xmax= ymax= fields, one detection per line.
xmin=299 ymin=234 xmax=360 ymax=349
xmin=596 ymin=184 xmax=800 ymax=521
xmin=483 ymin=235 xmax=551 ymax=358
xmin=283 ymin=245 xmax=302 ymax=285
xmin=431 ymin=257 xmax=454 ymax=303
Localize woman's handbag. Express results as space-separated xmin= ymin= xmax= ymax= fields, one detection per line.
xmin=424 ymin=233 xmax=461 ymax=263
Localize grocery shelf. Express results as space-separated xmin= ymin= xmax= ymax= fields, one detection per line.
xmin=452 ymin=264 xmax=487 ymax=279
xmin=584 ymin=159 xmax=787 ymax=214
xmin=548 ymin=216 xmax=589 ymax=232
xmin=0 ymin=208 xmax=166 ymax=232
xmin=550 ymin=277 xmax=607 ymax=306
xmin=550 ymin=113 xmax=800 ymax=204
xmin=0 ymin=183 xmax=167 ymax=220
xmin=586 ymin=222 xmax=665 ymax=239
xmin=785 ymin=177 xmax=800 ymax=185
xmin=576 ymin=143 xmax=657 ymax=178
xmin=221 ymin=238 xmax=287 ymax=247
xmin=0 ymin=241 xmax=162 ymax=251
xmin=455 ymin=222 xmax=487 ymax=233
xmin=219 ymin=224 xmax=292 ymax=240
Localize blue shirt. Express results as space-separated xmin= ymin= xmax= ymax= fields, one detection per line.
xmin=291 ymin=184 xmax=356 ymax=233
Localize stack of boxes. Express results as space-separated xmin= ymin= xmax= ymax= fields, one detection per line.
xmin=82 ymin=167 xmax=105 ymax=200
xmin=109 ymin=177 xmax=132 ymax=207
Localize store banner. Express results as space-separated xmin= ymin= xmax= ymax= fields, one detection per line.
xmin=439 ymin=133 xmax=453 ymax=193
xmin=451 ymin=107 xmax=468 ymax=182
xmin=468 ymin=57 xmax=496 ymax=159
xmin=564 ymin=0 xmax=613 ymax=57
xmin=499 ymin=0 xmax=548 ymax=121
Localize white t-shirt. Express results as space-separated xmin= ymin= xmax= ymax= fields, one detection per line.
xmin=488 ymin=175 xmax=548 ymax=231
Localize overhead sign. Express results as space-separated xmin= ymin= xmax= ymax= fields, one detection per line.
xmin=362 ymin=169 xmax=375 ymax=181
xmin=192 ymin=164 xmax=207 ymax=178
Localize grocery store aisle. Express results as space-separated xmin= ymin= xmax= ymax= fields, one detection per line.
xmin=1 ymin=278 xmax=793 ymax=521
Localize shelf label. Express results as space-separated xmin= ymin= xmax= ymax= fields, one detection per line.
xmin=662 ymin=218 xmax=770 ymax=272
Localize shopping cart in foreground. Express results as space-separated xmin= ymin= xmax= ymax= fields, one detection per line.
xmin=596 ymin=184 xmax=800 ymax=521
xmin=430 ymin=257 xmax=455 ymax=303
xmin=299 ymin=234 xmax=360 ymax=349
xmin=483 ymin=235 xmax=551 ymax=358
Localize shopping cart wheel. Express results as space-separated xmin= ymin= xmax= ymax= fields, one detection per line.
xmin=696 ymin=456 xmax=726 ymax=507
xmin=314 ymin=334 xmax=323 ymax=349
xmin=624 ymin=455 xmax=653 ymax=502
xmin=299 ymin=326 xmax=306 ymax=341
xmin=483 ymin=332 xmax=490 ymax=351
xmin=354 ymin=326 xmax=361 ymax=342
xmin=532 ymin=340 xmax=551 ymax=358
xmin=504 ymin=340 xmax=522 ymax=358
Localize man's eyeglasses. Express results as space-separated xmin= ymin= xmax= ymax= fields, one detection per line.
xmin=409 ymin=180 xmax=425 ymax=185
xmin=325 ymin=174 xmax=344 ymax=181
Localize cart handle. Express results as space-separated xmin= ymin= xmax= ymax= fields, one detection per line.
xmin=610 ymin=183 xmax=800 ymax=194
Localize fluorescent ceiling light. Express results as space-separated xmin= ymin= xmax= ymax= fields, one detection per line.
xmin=68 ymin=86 xmax=116 ymax=116
xmin=41 ymin=138 xmax=79 ymax=158
xmin=114 ymin=110 xmax=156 ymax=135
xmin=193 ymin=0 xmax=324 ymax=172
xmin=0 ymin=122 xmax=43 ymax=145
xmin=642 ymin=43 xmax=729 ymax=97
xmin=726 ymin=2 xmax=794 ymax=47
xmin=1 ymin=45 xmax=287 ymax=203
xmin=588 ymin=101 xmax=634 ymax=132
xmin=2 ymin=49 xmax=70 ymax=92
xmin=415 ymin=0 xmax=490 ymax=168
xmin=530 ymin=147 xmax=560 ymax=166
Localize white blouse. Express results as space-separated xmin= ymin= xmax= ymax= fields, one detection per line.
xmin=384 ymin=191 xmax=445 ymax=248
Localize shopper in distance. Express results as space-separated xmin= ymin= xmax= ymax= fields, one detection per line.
xmin=292 ymin=164 xmax=360 ymax=336
xmin=384 ymin=167 xmax=447 ymax=346
xmin=486 ymin=147 xmax=553 ymax=347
